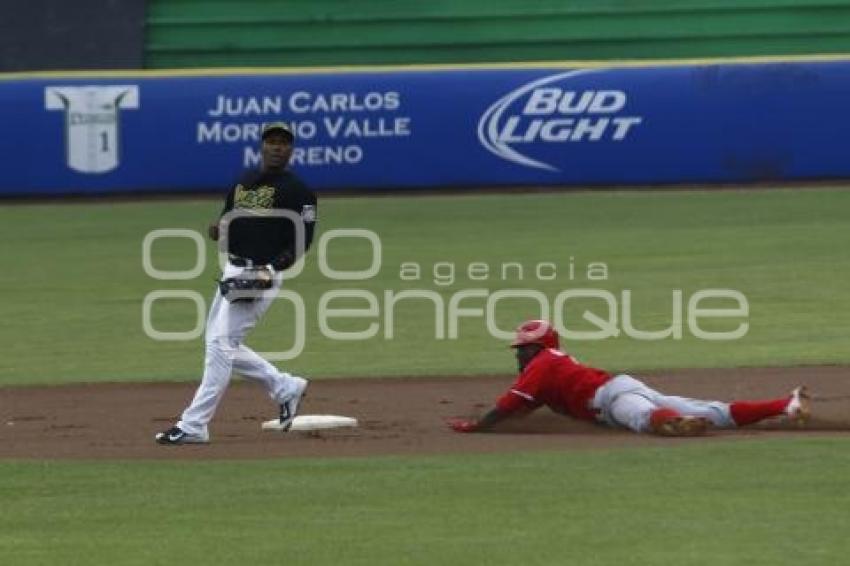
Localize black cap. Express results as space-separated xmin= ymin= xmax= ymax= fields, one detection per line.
xmin=261 ymin=122 xmax=295 ymax=141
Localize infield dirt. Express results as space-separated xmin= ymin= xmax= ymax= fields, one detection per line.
xmin=1 ymin=366 xmax=847 ymax=460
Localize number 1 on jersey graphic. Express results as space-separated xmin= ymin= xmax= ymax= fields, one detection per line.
xmin=45 ymin=85 xmax=139 ymax=174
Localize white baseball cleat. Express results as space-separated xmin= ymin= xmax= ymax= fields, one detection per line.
xmin=275 ymin=377 xmax=309 ymax=431
xmin=155 ymin=426 xmax=210 ymax=445
xmin=785 ymin=386 xmax=811 ymax=425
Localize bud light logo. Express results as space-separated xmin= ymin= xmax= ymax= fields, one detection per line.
xmin=477 ymin=70 xmax=643 ymax=172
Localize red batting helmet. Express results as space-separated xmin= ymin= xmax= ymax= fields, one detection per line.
xmin=510 ymin=319 xmax=559 ymax=349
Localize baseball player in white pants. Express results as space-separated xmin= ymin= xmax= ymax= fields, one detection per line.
xmin=156 ymin=122 xmax=316 ymax=445
xmin=160 ymin=263 xmax=306 ymax=444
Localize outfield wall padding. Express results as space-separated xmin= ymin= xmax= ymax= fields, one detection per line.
xmin=3 ymin=58 xmax=849 ymax=195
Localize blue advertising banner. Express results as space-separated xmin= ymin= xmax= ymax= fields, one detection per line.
xmin=2 ymin=59 xmax=849 ymax=195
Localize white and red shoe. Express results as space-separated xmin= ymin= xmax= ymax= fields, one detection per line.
xmin=649 ymin=408 xmax=710 ymax=437
xmin=785 ymin=386 xmax=811 ymax=425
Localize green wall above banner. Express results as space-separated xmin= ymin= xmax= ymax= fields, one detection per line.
xmin=145 ymin=0 xmax=850 ymax=68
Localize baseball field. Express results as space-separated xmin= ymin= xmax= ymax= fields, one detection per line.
xmin=2 ymin=186 xmax=849 ymax=564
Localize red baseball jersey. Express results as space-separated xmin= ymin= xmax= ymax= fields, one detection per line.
xmin=496 ymin=348 xmax=613 ymax=421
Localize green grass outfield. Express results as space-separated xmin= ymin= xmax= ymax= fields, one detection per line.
xmin=2 ymin=439 xmax=849 ymax=566
xmin=2 ymin=187 xmax=849 ymax=565
xmin=0 ymin=187 xmax=847 ymax=385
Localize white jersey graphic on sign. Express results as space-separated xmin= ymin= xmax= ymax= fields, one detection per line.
xmin=45 ymin=85 xmax=139 ymax=174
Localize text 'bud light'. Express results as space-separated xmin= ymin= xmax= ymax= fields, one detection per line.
xmin=477 ymin=70 xmax=643 ymax=171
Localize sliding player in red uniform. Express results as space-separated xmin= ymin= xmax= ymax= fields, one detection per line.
xmin=449 ymin=320 xmax=809 ymax=436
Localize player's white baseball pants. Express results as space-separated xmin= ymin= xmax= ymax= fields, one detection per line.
xmin=178 ymin=263 xmax=303 ymax=437
xmin=591 ymin=374 xmax=735 ymax=432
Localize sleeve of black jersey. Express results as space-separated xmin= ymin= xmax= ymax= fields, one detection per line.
xmin=302 ymin=191 xmax=318 ymax=253
xmin=220 ymin=188 xmax=234 ymax=217
xmin=270 ymin=181 xmax=317 ymax=271
xmin=220 ymin=175 xmax=241 ymax=217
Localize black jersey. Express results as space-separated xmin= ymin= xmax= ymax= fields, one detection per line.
xmin=220 ymin=168 xmax=317 ymax=265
